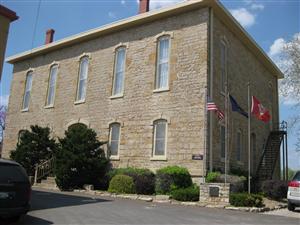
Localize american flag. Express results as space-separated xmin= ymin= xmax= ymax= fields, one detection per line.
xmin=207 ymin=100 xmax=224 ymax=121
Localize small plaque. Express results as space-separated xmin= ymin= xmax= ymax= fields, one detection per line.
xmin=192 ymin=154 xmax=203 ymax=160
xmin=209 ymin=186 xmax=219 ymax=197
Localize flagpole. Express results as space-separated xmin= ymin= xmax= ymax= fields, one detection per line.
xmin=248 ymin=82 xmax=251 ymax=194
xmin=225 ymin=82 xmax=228 ymax=185
xmin=203 ymin=86 xmax=208 ymax=182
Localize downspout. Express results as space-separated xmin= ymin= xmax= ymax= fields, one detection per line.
xmin=209 ymin=7 xmax=214 ymax=172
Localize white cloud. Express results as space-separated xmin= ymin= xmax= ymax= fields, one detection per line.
xmin=108 ymin=11 xmax=117 ymax=19
xmin=250 ymin=3 xmax=264 ymax=10
xmin=149 ymin=0 xmax=184 ymax=10
xmin=268 ymin=38 xmax=286 ymax=57
xmin=0 ymin=95 xmax=9 ymax=106
xmin=121 ymin=0 xmax=126 ymax=5
xmin=229 ymin=8 xmax=256 ymax=28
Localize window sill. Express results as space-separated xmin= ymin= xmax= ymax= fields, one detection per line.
xmin=74 ymin=100 xmax=86 ymax=105
xmin=44 ymin=105 xmax=54 ymax=109
xmin=150 ymin=156 xmax=167 ymax=161
xmin=21 ymin=108 xmax=29 ymax=112
xmin=153 ymin=88 xmax=170 ymax=93
xmin=110 ymin=94 xmax=124 ymax=100
xmin=110 ymin=156 xmax=120 ymax=161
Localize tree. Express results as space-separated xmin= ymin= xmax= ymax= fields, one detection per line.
xmin=279 ymin=34 xmax=300 ymax=151
xmin=0 ymin=105 xmax=6 ymax=144
xmin=54 ymin=123 xmax=109 ymax=190
xmin=10 ymin=125 xmax=57 ymax=175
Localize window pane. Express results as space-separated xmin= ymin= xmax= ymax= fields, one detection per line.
xmin=46 ymin=66 xmax=58 ymax=106
xmin=25 ymin=73 xmax=33 ymax=91
xmin=113 ymin=48 xmax=125 ymax=95
xmin=156 ymin=37 xmax=170 ymax=89
xmin=153 ymin=120 xmax=167 ymax=157
xmin=110 ymin=124 xmax=120 ymax=156
xmin=23 ymin=73 xmax=33 ymax=109
xmin=76 ymin=57 xmax=89 ymax=101
xmin=155 ymin=139 xmax=165 ymax=156
xmin=78 ymin=79 xmax=87 ymax=101
xmin=23 ymin=92 xmax=30 ymax=109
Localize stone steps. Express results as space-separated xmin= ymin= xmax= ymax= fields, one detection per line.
xmin=33 ymin=176 xmax=59 ymax=190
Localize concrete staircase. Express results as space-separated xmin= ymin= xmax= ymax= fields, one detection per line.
xmin=34 ymin=176 xmax=59 ymax=190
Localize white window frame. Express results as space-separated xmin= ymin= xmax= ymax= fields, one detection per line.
xmin=236 ymin=129 xmax=242 ymax=162
xmin=22 ymin=71 xmax=33 ymax=111
xmin=151 ymin=119 xmax=168 ymax=161
xmin=154 ymin=35 xmax=171 ymax=92
xmin=111 ymin=47 xmax=126 ymax=98
xmin=75 ymin=56 xmax=89 ymax=103
xmin=220 ymin=125 xmax=225 ymax=159
xmin=220 ymin=40 xmax=227 ymax=94
xmin=109 ymin=123 xmax=121 ymax=160
xmin=45 ymin=64 xmax=58 ymax=108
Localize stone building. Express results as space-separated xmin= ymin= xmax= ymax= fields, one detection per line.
xmin=2 ymin=0 xmax=284 ymax=181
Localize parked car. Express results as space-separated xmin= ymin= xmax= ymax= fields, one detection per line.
xmin=287 ymin=171 xmax=300 ymax=211
xmin=0 ymin=159 xmax=31 ymax=220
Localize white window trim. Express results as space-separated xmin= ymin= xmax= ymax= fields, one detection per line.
xmin=151 ymin=119 xmax=168 ymax=161
xmin=154 ymin=35 xmax=171 ymax=92
xmin=220 ymin=39 xmax=227 ymax=96
xmin=111 ymin=46 xmax=127 ymax=98
xmin=22 ymin=71 xmax=33 ymax=111
xmin=109 ymin=123 xmax=121 ymax=160
xmin=75 ymin=56 xmax=89 ymax=103
xmin=45 ymin=64 xmax=59 ymax=108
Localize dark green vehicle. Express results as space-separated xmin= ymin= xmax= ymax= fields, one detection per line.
xmin=0 ymin=159 xmax=31 ymax=220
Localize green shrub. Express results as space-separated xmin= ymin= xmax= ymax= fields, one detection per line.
xmin=171 ymin=185 xmax=199 ymax=202
xmin=108 ymin=175 xmax=135 ymax=194
xmin=261 ymin=180 xmax=288 ymax=200
xmin=155 ymin=166 xmax=192 ymax=194
xmin=10 ymin=125 xmax=58 ymax=176
xmin=206 ymin=172 xmax=221 ymax=183
xmin=229 ymin=193 xmax=264 ymax=207
xmin=54 ymin=124 xmax=109 ymax=190
xmin=108 ymin=168 xmax=155 ymax=195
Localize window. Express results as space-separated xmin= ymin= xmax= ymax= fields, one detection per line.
xmin=109 ymin=123 xmax=121 ymax=157
xmin=76 ymin=56 xmax=89 ymax=102
xmin=220 ymin=125 xmax=225 ymax=158
xmin=220 ymin=41 xmax=227 ymax=93
xmin=22 ymin=71 xmax=33 ymax=110
xmin=155 ymin=36 xmax=170 ymax=90
xmin=112 ymin=47 xmax=126 ymax=96
xmin=153 ymin=119 xmax=167 ymax=157
xmin=46 ymin=65 xmax=58 ymax=106
xmin=236 ymin=130 xmax=242 ymax=161
xmin=17 ymin=130 xmax=26 ymax=145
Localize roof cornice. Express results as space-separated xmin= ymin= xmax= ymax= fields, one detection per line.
xmin=0 ymin=5 xmax=18 ymax=22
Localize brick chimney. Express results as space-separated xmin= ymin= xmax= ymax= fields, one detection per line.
xmin=45 ymin=29 xmax=55 ymax=44
xmin=139 ymin=0 xmax=150 ymax=14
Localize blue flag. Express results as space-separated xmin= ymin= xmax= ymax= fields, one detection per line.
xmin=229 ymin=95 xmax=248 ymax=118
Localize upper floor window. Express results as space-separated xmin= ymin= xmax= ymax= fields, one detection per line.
xmin=153 ymin=119 xmax=167 ymax=158
xmin=220 ymin=41 xmax=227 ymax=93
xmin=112 ymin=47 xmax=126 ymax=96
xmin=236 ymin=130 xmax=242 ymax=161
xmin=76 ymin=56 xmax=89 ymax=102
xmin=22 ymin=71 xmax=33 ymax=110
xmin=220 ymin=125 xmax=225 ymax=158
xmin=109 ymin=123 xmax=121 ymax=157
xmin=46 ymin=64 xmax=58 ymax=106
xmin=155 ymin=36 xmax=170 ymax=90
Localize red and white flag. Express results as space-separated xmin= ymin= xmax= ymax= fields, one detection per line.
xmin=207 ymin=101 xmax=224 ymax=122
xmin=251 ymin=96 xmax=271 ymax=123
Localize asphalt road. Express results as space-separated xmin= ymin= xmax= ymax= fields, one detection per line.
xmin=2 ymin=188 xmax=299 ymax=225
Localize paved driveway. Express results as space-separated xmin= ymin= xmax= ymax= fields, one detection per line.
xmin=2 ymin=188 xmax=299 ymax=225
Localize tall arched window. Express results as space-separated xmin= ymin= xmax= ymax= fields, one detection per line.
xmin=155 ymin=36 xmax=170 ymax=90
xmin=22 ymin=71 xmax=33 ymax=110
xmin=76 ymin=56 xmax=89 ymax=102
xmin=17 ymin=130 xmax=26 ymax=145
xmin=46 ymin=64 xmax=58 ymax=106
xmin=112 ymin=47 xmax=126 ymax=96
xmin=153 ymin=119 xmax=167 ymax=158
xmin=109 ymin=123 xmax=121 ymax=157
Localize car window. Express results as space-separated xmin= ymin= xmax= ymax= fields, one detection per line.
xmin=293 ymin=171 xmax=300 ymax=181
xmin=0 ymin=164 xmax=28 ymax=183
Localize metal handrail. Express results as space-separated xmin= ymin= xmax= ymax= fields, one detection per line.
xmin=34 ymin=157 xmax=55 ymax=184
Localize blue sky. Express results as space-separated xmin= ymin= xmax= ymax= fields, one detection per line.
xmin=0 ymin=0 xmax=299 ymax=169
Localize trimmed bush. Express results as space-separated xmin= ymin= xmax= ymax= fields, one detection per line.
xmin=230 ymin=193 xmax=264 ymax=207
xmin=215 ymin=174 xmax=246 ymax=193
xmin=171 ymin=185 xmax=199 ymax=202
xmin=108 ymin=168 xmax=155 ymax=195
xmin=108 ymin=175 xmax=135 ymax=194
xmin=155 ymin=166 xmax=192 ymax=194
xmin=261 ymin=180 xmax=288 ymax=200
xmin=206 ymin=172 xmax=221 ymax=183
